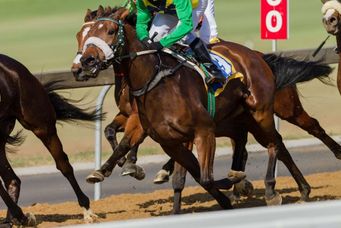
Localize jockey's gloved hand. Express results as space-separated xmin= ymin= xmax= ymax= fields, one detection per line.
xmin=142 ymin=38 xmax=163 ymax=51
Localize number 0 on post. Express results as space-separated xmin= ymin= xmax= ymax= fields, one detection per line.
xmin=261 ymin=0 xmax=289 ymax=40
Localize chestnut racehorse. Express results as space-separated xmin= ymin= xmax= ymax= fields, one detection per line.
xmin=72 ymin=6 xmax=341 ymax=190
xmin=72 ymin=6 xmax=341 ymax=204
xmin=78 ymin=8 xmax=332 ymax=211
xmin=0 ymin=54 xmax=100 ymax=226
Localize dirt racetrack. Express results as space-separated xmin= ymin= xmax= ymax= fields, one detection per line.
xmin=2 ymin=171 xmax=341 ymax=227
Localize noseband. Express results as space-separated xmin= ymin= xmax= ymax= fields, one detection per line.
xmin=82 ymin=17 xmax=126 ymax=65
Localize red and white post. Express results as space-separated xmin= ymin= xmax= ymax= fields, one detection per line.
xmin=261 ymin=0 xmax=289 ymax=176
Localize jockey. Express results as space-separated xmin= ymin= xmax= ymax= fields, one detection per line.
xmin=123 ymin=0 xmax=137 ymax=13
xmin=201 ymin=0 xmax=220 ymax=44
xmin=136 ymin=0 xmax=225 ymax=84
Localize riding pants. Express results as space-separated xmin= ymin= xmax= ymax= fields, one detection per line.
xmin=149 ymin=0 xmax=209 ymax=44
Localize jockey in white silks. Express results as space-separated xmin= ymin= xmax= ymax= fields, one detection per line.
xmin=200 ymin=0 xmax=219 ymax=44
xmin=136 ymin=0 xmax=225 ymax=84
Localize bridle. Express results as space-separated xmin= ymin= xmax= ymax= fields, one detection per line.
xmin=82 ymin=17 xmax=126 ymax=67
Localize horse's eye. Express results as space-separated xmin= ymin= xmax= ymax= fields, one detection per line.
xmin=108 ymin=29 xmax=116 ymax=35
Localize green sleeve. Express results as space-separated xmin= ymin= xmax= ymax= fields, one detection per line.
xmin=123 ymin=0 xmax=137 ymax=13
xmin=159 ymin=0 xmax=193 ymax=47
xmin=136 ymin=0 xmax=152 ymax=41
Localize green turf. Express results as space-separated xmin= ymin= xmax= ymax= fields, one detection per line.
xmin=0 ymin=0 xmax=334 ymax=72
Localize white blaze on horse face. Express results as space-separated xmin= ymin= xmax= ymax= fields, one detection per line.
xmin=322 ymin=0 xmax=341 ymax=15
xmin=98 ymin=23 xmax=104 ymax=29
xmin=324 ymin=8 xmax=336 ymax=21
xmin=82 ymin=26 xmax=91 ymax=40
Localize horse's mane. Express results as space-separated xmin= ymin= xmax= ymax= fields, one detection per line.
xmin=84 ymin=6 xmax=137 ymax=26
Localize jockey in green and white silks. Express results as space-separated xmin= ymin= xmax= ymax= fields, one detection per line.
xmin=201 ymin=0 xmax=219 ymax=44
xmin=136 ymin=0 xmax=225 ymax=84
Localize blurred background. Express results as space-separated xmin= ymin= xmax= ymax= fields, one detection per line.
xmin=0 ymin=0 xmax=340 ymax=167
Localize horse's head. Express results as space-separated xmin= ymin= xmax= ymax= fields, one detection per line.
xmin=321 ymin=0 xmax=341 ymax=35
xmin=80 ymin=7 xmax=130 ymax=80
xmin=71 ymin=6 xmax=113 ymax=81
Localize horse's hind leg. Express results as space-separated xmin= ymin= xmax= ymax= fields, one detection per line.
xmin=275 ymin=86 xmax=341 ymax=159
xmin=248 ymin=109 xmax=282 ymax=205
xmin=154 ymin=158 xmax=175 ymax=184
xmin=32 ymin=127 xmax=96 ymax=222
xmin=275 ymin=132 xmax=311 ymax=201
xmin=0 ymin=121 xmax=35 ymax=226
xmin=0 ymin=179 xmax=31 ymax=227
xmin=87 ymin=112 xmax=146 ymax=183
xmin=0 ymin=150 xmax=22 ymax=222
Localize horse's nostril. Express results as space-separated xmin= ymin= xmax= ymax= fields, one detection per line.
xmin=329 ymin=16 xmax=338 ymax=25
xmin=81 ymin=55 xmax=96 ymax=66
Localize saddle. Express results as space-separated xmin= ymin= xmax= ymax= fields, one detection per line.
xmin=165 ymin=46 xmax=244 ymax=97
xmin=130 ymin=46 xmax=244 ymax=117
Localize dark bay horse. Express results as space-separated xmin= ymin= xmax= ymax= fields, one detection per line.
xmin=321 ymin=0 xmax=341 ymax=94
xmin=72 ymin=6 xmax=340 ymax=201
xmin=78 ymin=7 xmax=332 ymax=211
xmin=0 ymin=54 xmax=101 ymax=226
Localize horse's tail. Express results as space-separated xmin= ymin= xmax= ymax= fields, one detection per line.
xmin=263 ymin=53 xmax=333 ymax=90
xmin=43 ymin=81 xmax=105 ymax=123
xmin=3 ymin=130 xmax=25 ymax=153
xmin=6 ymin=130 xmax=25 ymax=146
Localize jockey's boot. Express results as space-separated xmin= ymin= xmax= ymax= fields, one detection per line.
xmin=190 ymin=37 xmax=226 ymax=84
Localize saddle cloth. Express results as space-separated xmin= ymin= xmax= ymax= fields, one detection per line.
xmin=208 ymin=50 xmax=244 ymax=97
xmin=163 ymin=48 xmax=244 ymax=97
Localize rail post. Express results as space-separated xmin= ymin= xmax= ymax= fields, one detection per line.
xmin=94 ymin=85 xmax=112 ymax=200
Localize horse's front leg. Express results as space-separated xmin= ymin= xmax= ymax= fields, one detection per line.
xmin=194 ymin=127 xmax=216 ymax=188
xmin=172 ymin=162 xmax=187 ymax=214
xmin=104 ymin=112 xmax=127 ymax=151
xmin=87 ymin=112 xmax=147 ymax=183
xmin=161 ymin=143 xmax=232 ymax=211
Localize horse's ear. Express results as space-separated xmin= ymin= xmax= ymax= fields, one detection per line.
xmin=104 ymin=6 xmax=112 ymax=15
xmin=84 ymin=9 xmax=93 ymax=22
xmin=119 ymin=9 xmax=130 ymax=21
xmin=97 ymin=5 xmax=105 ymax=17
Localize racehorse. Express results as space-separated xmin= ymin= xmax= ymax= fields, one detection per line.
xmin=321 ymin=0 xmax=341 ymax=94
xmin=72 ymin=6 xmax=341 ymax=201
xmin=0 ymin=54 xmax=100 ymax=226
xmin=78 ymin=7 xmax=332 ymax=211
xmin=73 ymin=6 xmax=341 ymax=187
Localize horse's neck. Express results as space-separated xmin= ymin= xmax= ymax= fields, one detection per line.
xmin=123 ymin=25 xmax=160 ymax=91
xmin=336 ymin=34 xmax=341 ymax=94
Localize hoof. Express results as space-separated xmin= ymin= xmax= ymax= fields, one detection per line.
xmin=265 ymin=192 xmax=282 ymax=206
xmin=103 ymin=170 xmax=112 ymax=177
xmin=335 ymin=152 xmax=341 ymax=160
xmin=121 ymin=163 xmax=145 ymax=181
xmin=227 ymin=170 xmax=246 ymax=182
xmin=25 ymin=213 xmax=36 ymax=227
xmin=233 ymin=179 xmax=254 ymax=197
xmin=226 ymin=192 xmax=239 ymax=205
xmin=131 ymin=165 xmax=145 ymax=181
xmin=153 ymin=169 xmax=170 ymax=184
xmin=83 ymin=209 xmax=98 ymax=223
xmin=121 ymin=163 xmax=137 ymax=176
xmin=86 ymin=170 xmax=104 ymax=184
xmin=300 ymin=188 xmax=311 ymax=202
